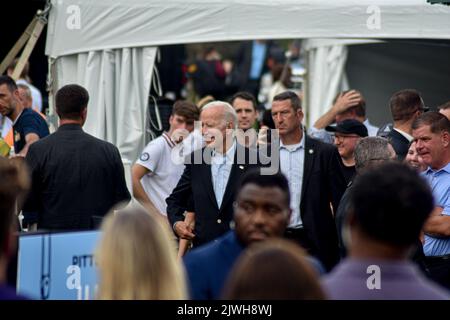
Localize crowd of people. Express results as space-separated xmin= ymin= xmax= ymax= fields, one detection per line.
xmin=1 ymin=45 xmax=450 ymax=300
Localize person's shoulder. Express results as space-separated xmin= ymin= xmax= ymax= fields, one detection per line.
xmin=306 ymin=134 xmax=336 ymax=153
xmin=185 ymin=233 xmax=234 ymax=263
xmin=143 ymin=135 xmax=167 ymax=151
xmin=82 ymin=132 xmax=120 ymax=153
xmin=0 ymin=285 xmax=29 ymax=300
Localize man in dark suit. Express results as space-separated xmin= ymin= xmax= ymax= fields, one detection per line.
xmin=22 ymin=84 xmax=131 ymax=230
xmin=387 ymin=89 xmax=428 ymax=160
xmin=271 ymin=91 xmax=347 ymax=271
xmin=166 ymin=101 xmax=263 ymax=247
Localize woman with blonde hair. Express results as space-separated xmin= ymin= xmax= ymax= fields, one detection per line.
xmin=96 ymin=206 xmax=187 ymax=299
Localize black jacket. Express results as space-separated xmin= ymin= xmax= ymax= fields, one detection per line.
xmin=299 ymin=135 xmax=347 ymax=270
xmin=23 ymin=124 xmax=131 ymax=230
xmin=387 ymin=129 xmax=410 ymax=161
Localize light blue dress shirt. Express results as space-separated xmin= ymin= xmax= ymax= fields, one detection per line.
xmin=279 ymin=136 xmax=305 ymax=228
xmin=422 ymin=163 xmax=450 ymax=256
xmin=211 ymin=141 xmax=236 ymax=209
xmin=250 ymin=41 xmax=266 ymax=80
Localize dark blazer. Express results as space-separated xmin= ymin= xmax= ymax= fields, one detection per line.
xmin=299 ymin=135 xmax=347 ymax=271
xmin=166 ymin=143 xmax=262 ymax=247
xmin=23 ymin=124 xmax=131 ymax=230
xmin=387 ymin=129 xmax=410 ymax=160
xmin=184 ymin=231 xmax=244 ymax=300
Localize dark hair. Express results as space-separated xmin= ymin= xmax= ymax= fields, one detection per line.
xmin=0 ymin=75 xmax=18 ymax=92
xmin=389 ymin=89 xmax=424 ymax=122
xmin=237 ymin=169 xmax=290 ymax=207
xmin=273 ymin=91 xmax=301 ymax=111
xmin=55 ymin=84 xmax=90 ymax=120
xmin=171 ymin=100 xmax=199 ymax=122
xmin=334 ymin=90 xmax=366 ymax=117
xmin=229 ymin=92 xmax=257 ymax=111
xmin=0 ymin=157 xmax=30 ymax=256
xmin=222 ymin=239 xmax=325 ymax=300
xmin=438 ymin=101 xmax=450 ymax=111
xmin=349 ymin=162 xmax=433 ymax=247
xmin=412 ymin=111 xmax=450 ymax=134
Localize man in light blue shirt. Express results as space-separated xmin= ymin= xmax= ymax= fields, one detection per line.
xmin=271 ymin=91 xmax=346 ymax=271
xmin=412 ymin=111 xmax=450 ymax=289
xmin=279 ymin=136 xmax=304 ymax=228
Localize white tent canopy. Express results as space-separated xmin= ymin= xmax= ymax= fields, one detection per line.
xmin=45 ymin=0 xmax=450 ymax=162
xmin=46 ymin=0 xmax=450 ymax=57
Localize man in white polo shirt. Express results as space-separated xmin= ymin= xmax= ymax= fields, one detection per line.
xmin=131 ymin=101 xmax=200 ymax=219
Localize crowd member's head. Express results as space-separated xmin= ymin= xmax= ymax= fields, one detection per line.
xmin=389 ymin=89 xmax=427 ymax=130
xmin=326 ymin=119 xmax=368 ymax=165
xmin=55 ymin=84 xmax=89 ymax=125
xmin=0 ymin=76 xmax=23 ymax=121
xmin=200 ymin=100 xmax=238 ymax=152
xmin=354 ymin=136 xmax=396 ymax=173
xmin=222 ymin=239 xmax=325 ymax=300
xmin=233 ymin=169 xmax=291 ymax=246
xmin=334 ymin=90 xmax=367 ymax=123
xmin=271 ymin=91 xmax=303 ymax=141
xmin=17 ymin=84 xmax=32 ymax=109
xmin=96 ymin=206 xmax=186 ymax=299
xmin=412 ymin=111 xmax=450 ymax=171
xmin=230 ymin=92 xmax=258 ymax=131
xmin=405 ymin=141 xmax=427 ymax=172
xmin=346 ymin=162 xmax=433 ymax=259
xmin=169 ymin=100 xmax=200 ymax=143
xmin=438 ymin=101 xmax=450 ymax=120
xmin=0 ymin=157 xmax=29 ymax=287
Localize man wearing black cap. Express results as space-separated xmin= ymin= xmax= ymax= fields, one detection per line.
xmin=326 ymin=119 xmax=368 ymax=184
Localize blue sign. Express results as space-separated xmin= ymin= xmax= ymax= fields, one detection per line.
xmin=17 ymin=230 xmax=101 ymax=300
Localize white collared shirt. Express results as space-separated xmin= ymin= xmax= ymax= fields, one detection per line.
xmin=279 ymin=135 xmax=305 ymax=228
xmin=393 ymin=128 xmax=414 ymax=142
xmin=136 ymin=132 xmax=187 ymax=215
xmin=363 ymin=119 xmax=379 ymax=137
xmin=211 ymin=140 xmax=236 ymax=208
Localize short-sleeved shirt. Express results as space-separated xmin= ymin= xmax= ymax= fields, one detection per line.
xmin=136 ymin=132 xmax=199 ymax=215
xmin=12 ymin=108 xmax=49 ymax=153
xmin=422 ymin=163 xmax=450 ymax=256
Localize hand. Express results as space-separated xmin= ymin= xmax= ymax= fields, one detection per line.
xmin=257 ymin=126 xmax=269 ymax=145
xmin=171 ymin=129 xmax=189 ymax=144
xmin=174 ymin=221 xmax=195 ymax=240
xmin=332 ymin=90 xmax=362 ymax=114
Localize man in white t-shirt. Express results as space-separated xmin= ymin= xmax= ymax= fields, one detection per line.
xmin=131 ymin=101 xmax=200 ymax=219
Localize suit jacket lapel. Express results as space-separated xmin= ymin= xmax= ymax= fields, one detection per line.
xmin=201 ymin=147 xmax=219 ymax=210
xmin=301 ymin=136 xmax=315 ymax=207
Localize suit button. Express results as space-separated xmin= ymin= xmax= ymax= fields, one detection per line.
xmin=217 ymin=219 xmax=222 ymax=224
